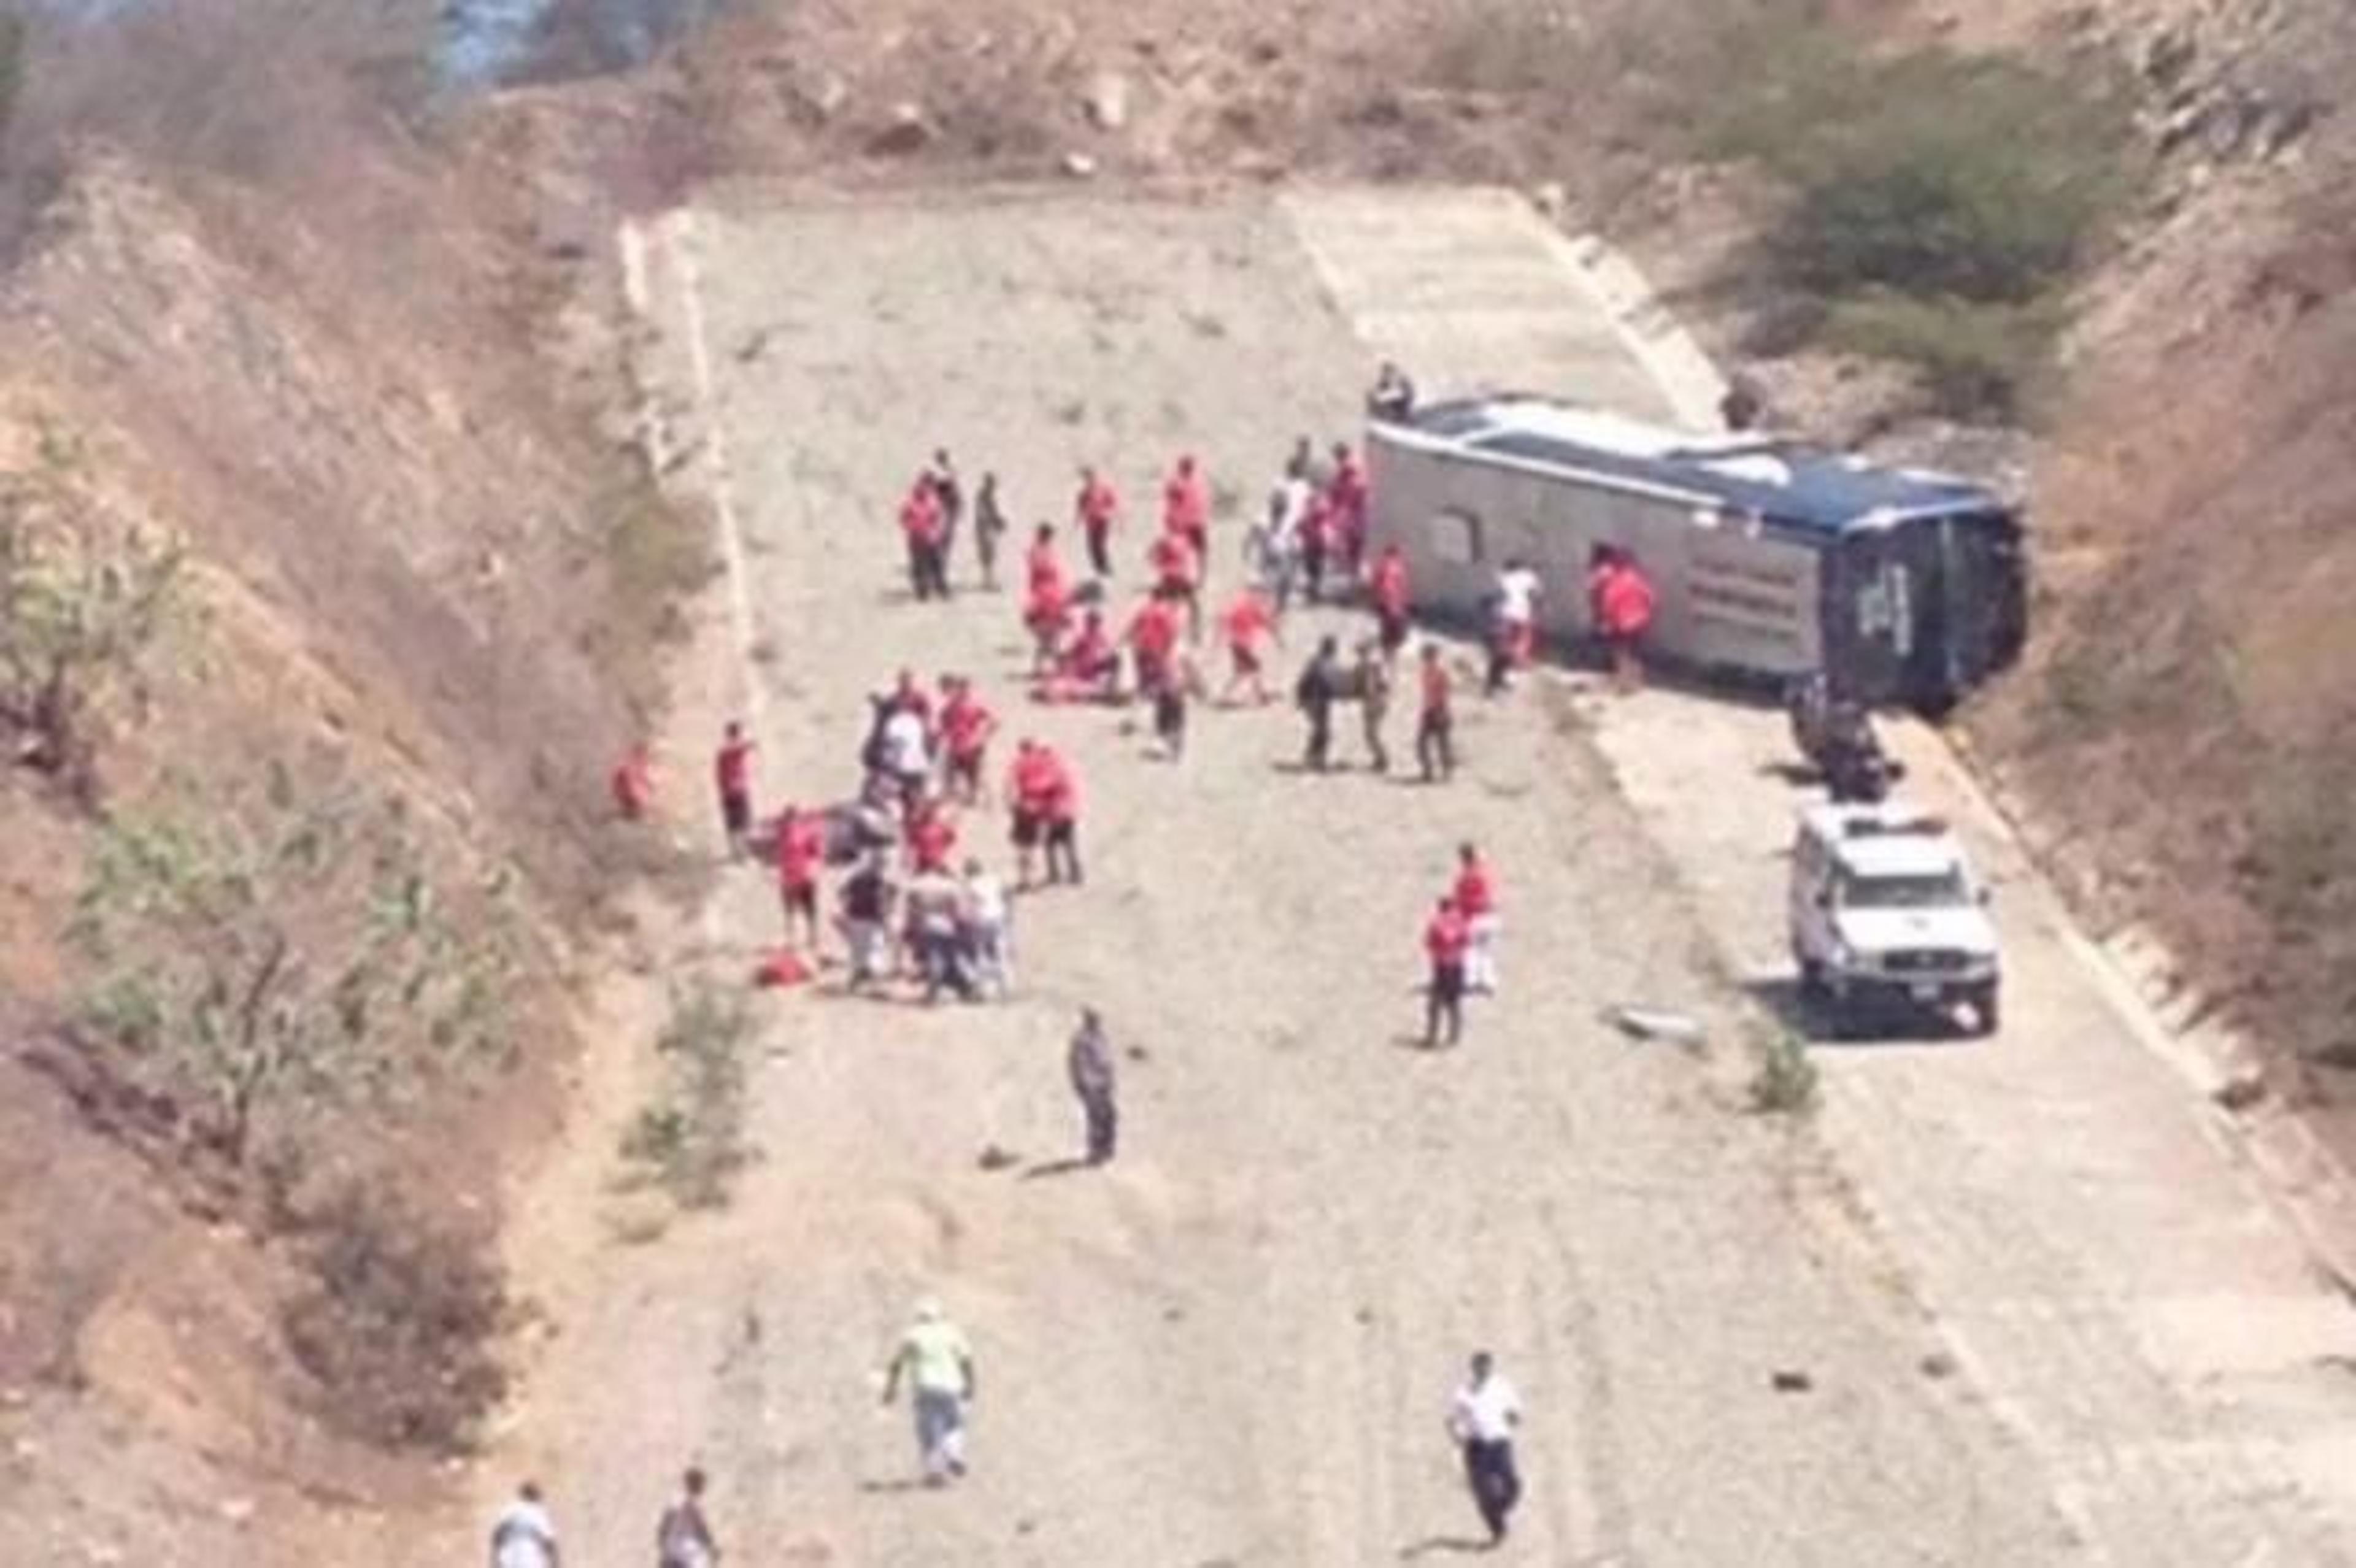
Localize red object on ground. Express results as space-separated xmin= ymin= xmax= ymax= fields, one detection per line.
xmin=756 ymin=948 xmax=814 ymax=988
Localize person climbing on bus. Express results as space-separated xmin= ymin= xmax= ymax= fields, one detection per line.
xmin=1368 ymin=361 xmax=1417 ymax=423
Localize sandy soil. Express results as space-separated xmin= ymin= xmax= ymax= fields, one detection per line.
xmin=429 ymin=191 xmax=2069 ymax=1566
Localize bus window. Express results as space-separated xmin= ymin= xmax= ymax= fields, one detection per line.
xmin=1431 ymin=509 xmax=1484 ymax=566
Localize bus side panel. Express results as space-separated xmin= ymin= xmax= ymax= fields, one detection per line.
xmin=1371 ymin=436 xmax=1828 ymax=679
xmin=1681 ymin=525 xmax=1823 ymax=678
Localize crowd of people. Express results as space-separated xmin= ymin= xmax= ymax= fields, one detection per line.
xmin=567 ymin=368 xmax=1669 ymax=1559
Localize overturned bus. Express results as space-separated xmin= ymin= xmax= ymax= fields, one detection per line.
xmin=1365 ymin=395 xmax=2028 ymax=712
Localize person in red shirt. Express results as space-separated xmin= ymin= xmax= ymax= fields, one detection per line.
xmin=1369 ymin=542 xmax=1412 ymax=656
xmin=1126 ymin=593 xmax=1182 ymax=699
xmin=901 ymin=477 xmax=949 ymax=602
xmin=1162 ymin=454 xmax=1211 ymax=567
xmin=1423 ymin=895 xmax=1471 ymax=1048
xmin=1415 ymin=642 xmax=1456 ymax=784
xmin=1298 ymin=488 xmax=1333 ymax=604
xmin=1593 ymin=545 xmax=1658 ymax=693
xmin=906 ymin=798 xmax=958 ymax=874
xmin=774 ymin=801 xmax=827 ymax=954
xmin=1147 ymin=530 xmax=1202 ymax=643
xmin=938 ymin=676 xmax=997 ymax=804
xmin=1025 ymin=525 xmax=1071 ymax=674
xmin=1075 ymin=466 xmax=1120 ymax=580
xmin=1453 ymin=842 xmax=1501 ymax=994
xmin=714 ymin=721 xmax=756 ymax=856
xmin=1039 ymin=745 xmax=1084 ymax=887
xmin=1041 ymin=609 xmax=1119 ymax=704
xmin=1006 ymin=739 xmax=1059 ymax=890
xmin=611 ymin=742 xmax=655 ymax=820
xmin=1218 ymin=586 xmax=1279 ymax=705
xmin=1326 ymin=442 xmax=1370 ymax=582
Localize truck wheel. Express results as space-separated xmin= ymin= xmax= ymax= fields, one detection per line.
xmin=1969 ymin=983 xmax=2001 ymax=1037
xmin=1796 ymin=957 xmax=1828 ymax=1002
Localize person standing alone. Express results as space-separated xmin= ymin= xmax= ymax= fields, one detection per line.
xmin=1423 ymin=895 xmax=1470 ymax=1048
xmin=488 ymin=1480 xmax=560 ymax=1568
xmin=879 ymin=1299 xmax=977 ymax=1486
xmin=714 ymin=722 xmax=756 ymax=858
xmin=1067 ymin=1007 xmax=1118 ymax=1165
xmin=655 ymin=1467 xmax=720 ymax=1568
xmin=1446 ymin=1351 xmax=1524 ymax=1547
xmin=1415 ymin=642 xmax=1456 ymax=784
xmin=1076 ymin=466 xmax=1120 ymax=580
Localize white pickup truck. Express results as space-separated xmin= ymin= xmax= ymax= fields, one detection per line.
xmin=1788 ymin=802 xmax=2001 ymax=1038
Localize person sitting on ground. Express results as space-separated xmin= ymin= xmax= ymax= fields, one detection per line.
xmin=1038 ymin=609 xmax=1121 ymax=704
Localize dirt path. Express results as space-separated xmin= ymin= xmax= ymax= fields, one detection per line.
xmin=434 ymin=191 xmax=2068 ymax=1566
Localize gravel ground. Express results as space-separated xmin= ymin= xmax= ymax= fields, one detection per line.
xmin=441 ymin=192 xmax=2069 ymax=1567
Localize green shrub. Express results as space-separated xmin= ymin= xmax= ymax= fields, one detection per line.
xmin=622 ymin=985 xmax=755 ymax=1209
xmin=1822 ymin=293 xmax=2063 ymax=420
xmin=1705 ymin=37 xmax=2135 ymax=412
xmin=71 ymin=763 xmax=523 ymax=1169
xmin=1749 ymin=1028 xmax=1820 ymax=1116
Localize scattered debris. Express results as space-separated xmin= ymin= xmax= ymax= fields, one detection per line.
xmin=1919 ymin=1351 xmax=1958 ymax=1380
xmin=1060 ymin=151 xmax=1100 ymax=180
xmin=2212 ymin=1072 xmax=2267 ymax=1113
xmin=1608 ymin=1005 xmax=1706 ymax=1047
xmin=867 ymin=103 xmax=934 ymax=157
xmin=977 ymin=1143 xmax=1022 ymax=1172
xmin=1769 ymin=1369 xmax=1814 ymax=1393
xmin=1082 ymin=71 xmax=1132 ymax=132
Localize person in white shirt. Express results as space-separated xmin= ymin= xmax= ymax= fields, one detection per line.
xmin=878 ymin=703 xmax=931 ymax=809
xmin=488 ymin=1480 xmax=560 ymax=1568
xmin=1446 ymin=1351 xmax=1523 ymax=1547
xmin=960 ymin=859 xmax=1012 ymax=997
xmin=1485 ymin=559 xmax=1544 ymax=695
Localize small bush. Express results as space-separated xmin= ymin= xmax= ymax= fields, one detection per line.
xmin=1420 ymin=0 xmax=1587 ymax=96
xmin=587 ymin=474 xmax=717 ymax=720
xmin=71 ymin=762 xmax=524 ymax=1170
xmin=281 ymin=1184 xmax=507 ymax=1453
xmin=1822 ymin=293 xmax=2063 ymax=421
xmin=1704 ymin=36 xmax=2135 ymax=415
xmin=1749 ymin=1029 xmax=1820 ymax=1116
xmin=622 ymin=985 xmax=754 ymax=1209
xmin=0 ymin=432 xmax=185 ymax=796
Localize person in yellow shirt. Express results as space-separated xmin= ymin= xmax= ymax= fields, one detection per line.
xmin=879 ymin=1299 xmax=977 ymax=1485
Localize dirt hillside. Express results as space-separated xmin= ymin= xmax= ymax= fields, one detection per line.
xmin=0 ymin=70 xmax=683 ymax=1568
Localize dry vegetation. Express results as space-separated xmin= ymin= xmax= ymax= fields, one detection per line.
xmin=0 ymin=2 xmax=721 ymax=1558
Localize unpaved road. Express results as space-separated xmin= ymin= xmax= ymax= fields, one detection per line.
xmin=428 ymin=190 xmax=2340 ymax=1565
